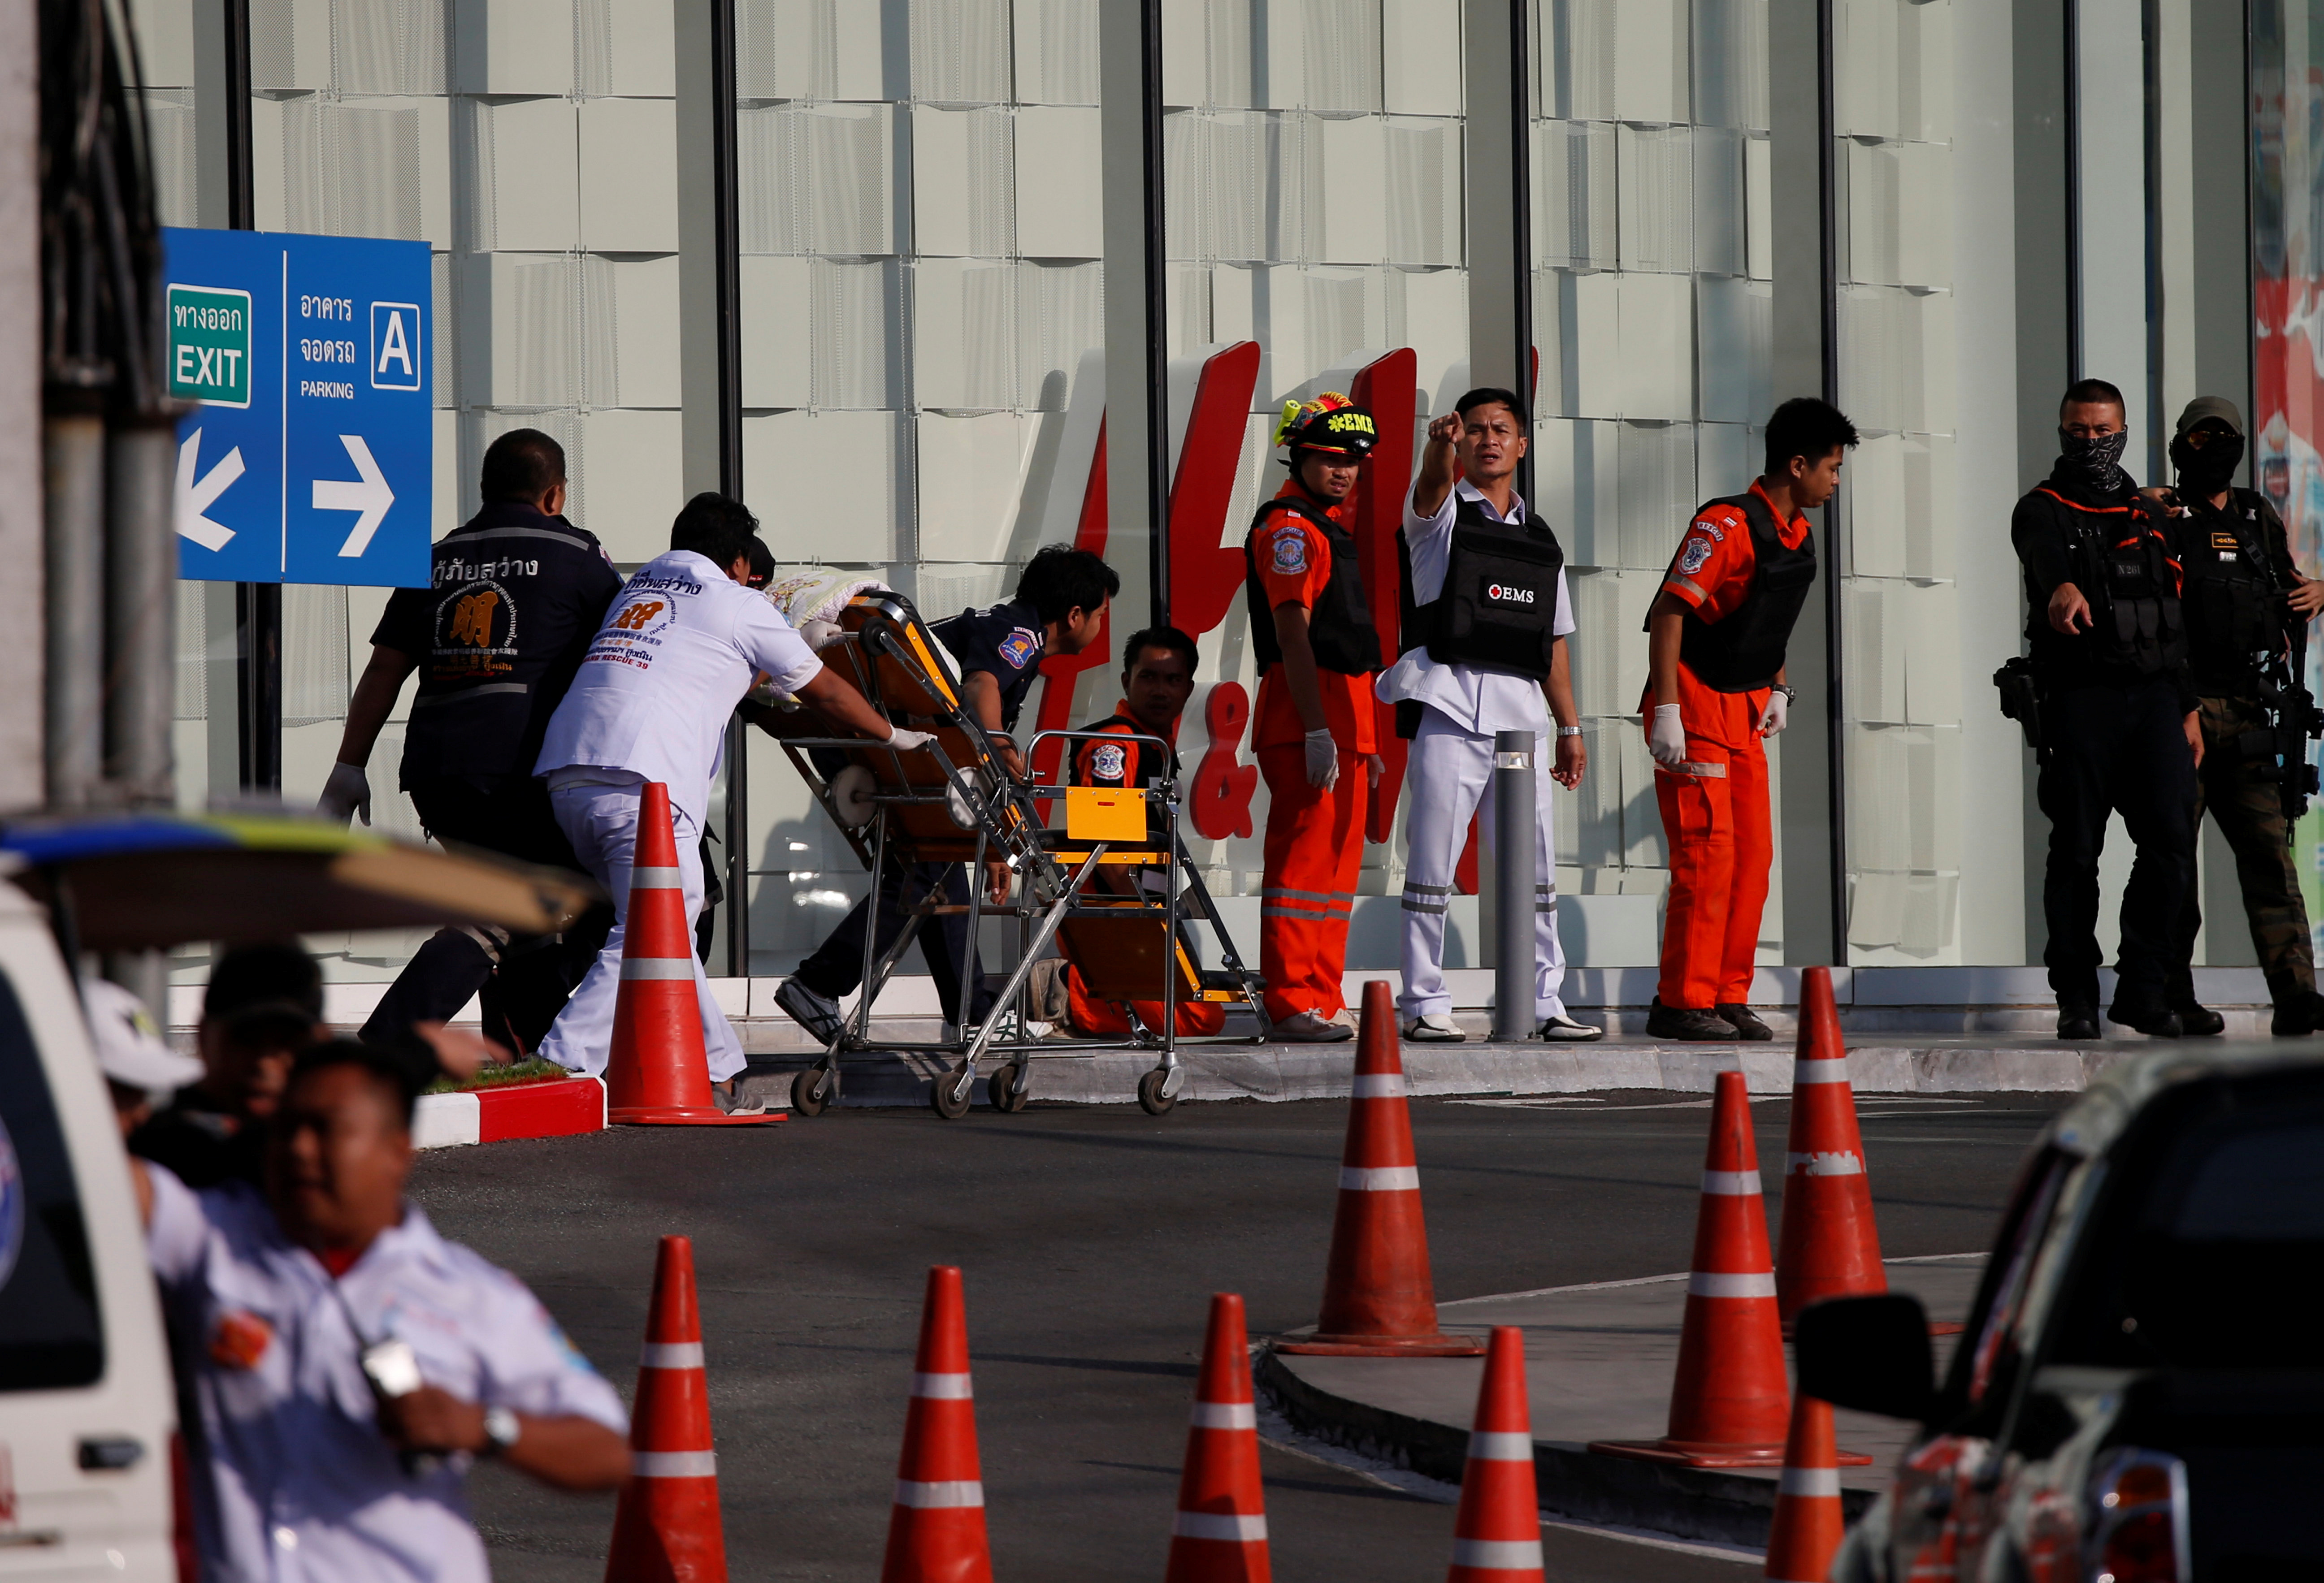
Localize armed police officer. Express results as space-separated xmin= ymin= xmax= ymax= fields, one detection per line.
xmin=2011 ymin=379 xmax=2203 ymax=1040
xmin=2155 ymin=396 xmax=2324 ymax=1035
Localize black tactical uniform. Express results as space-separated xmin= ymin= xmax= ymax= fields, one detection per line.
xmin=2165 ymin=483 xmax=2324 ymax=1032
xmin=2011 ymin=462 xmax=2199 ymax=1036
xmin=361 ymin=498 xmax=624 ymax=1049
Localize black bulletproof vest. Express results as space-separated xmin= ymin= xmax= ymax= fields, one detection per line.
xmin=1244 ymin=495 xmax=1384 ymax=677
xmin=1662 ymin=491 xmax=1817 ymax=693
xmin=1396 ymin=493 xmax=1566 ymax=679
xmin=2179 ymin=488 xmax=2283 ymax=693
xmin=2039 ymin=487 xmax=2188 ymax=678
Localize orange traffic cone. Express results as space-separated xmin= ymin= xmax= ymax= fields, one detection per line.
xmin=1592 ymin=1071 xmax=1869 ymax=1468
xmin=1762 ymin=1393 xmax=1845 ymax=1583
xmin=882 ymin=1267 xmax=992 ymax=1583
xmin=605 ymin=782 xmax=774 ymax=1126
xmin=1165 ymin=1294 xmax=1270 ymax=1583
xmin=1446 ymin=1326 xmax=1544 ymax=1583
xmin=605 ymin=1236 xmax=728 ymax=1583
xmin=1773 ymin=968 xmax=1884 ymax=1324
xmin=1277 ymin=981 xmax=1483 ymax=1357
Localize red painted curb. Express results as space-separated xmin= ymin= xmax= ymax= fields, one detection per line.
xmin=476 ymin=1076 xmax=606 ymax=1142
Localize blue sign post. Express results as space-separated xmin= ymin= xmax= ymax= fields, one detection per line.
xmin=165 ymin=228 xmax=433 ymax=588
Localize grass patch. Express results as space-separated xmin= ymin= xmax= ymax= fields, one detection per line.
xmin=423 ymin=1057 xmax=571 ymax=1096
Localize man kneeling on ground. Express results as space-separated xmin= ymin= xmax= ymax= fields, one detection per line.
xmin=138 ymin=1040 xmax=629 ymax=1583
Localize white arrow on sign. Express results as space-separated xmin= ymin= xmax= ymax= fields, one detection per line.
xmin=312 ymin=434 xmax=396 ymax=558
xmin=175 ymin=428 xmax=245 ymax=552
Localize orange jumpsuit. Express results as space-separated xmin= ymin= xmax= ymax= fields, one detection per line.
xmin=1251 ymin=484 xmax=1377 ymax=1023
xmin=1641 ymin=480 xmax=1809 ymax=1011
xmin=1061 ymin=707 xmax=1227 ymax=1037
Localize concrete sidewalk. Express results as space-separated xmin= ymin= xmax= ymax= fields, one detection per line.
xmin=1260 ymin=1256 xmax=1982 ymax=1548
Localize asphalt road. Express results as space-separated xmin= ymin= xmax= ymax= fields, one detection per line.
xmin=411 ymin=1088 xmax=2068 ymax=1582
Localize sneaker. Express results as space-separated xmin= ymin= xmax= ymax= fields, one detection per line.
xmin=2172 ymin=1002 xmax=2226 ymax=1037
xmin=774 ymin=977 xmax=845 ymax=1045
xmin=1402 ymin=1013 xmax=1466 ymax=1043
xmin=1644 ymin=996 xmax=1735 ymax=1042
xmin=2107 ymin=1000 xmax=2183 ymax=1038
xmin=1716 ymin=1003 xmax=1774 ymax=1041
xmin=1274 ymin=1009 xmax=1355 ymax=1042
xmin=2056 ymin=1006 xmax=2101 ymax=1040
xmin=1535 ymin=1013 xmax=1604 ymax=1042
xmin=2272 ymin=990 xmax=2324 ymax=1036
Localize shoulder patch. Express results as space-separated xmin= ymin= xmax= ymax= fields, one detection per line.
xmin=1090 ymin=741 xmax=1128 ymax=782
xmin=1677 ymin=536 xmax=1716 ymax=575
xmin=997 ymin=627 xmax=1041 ymax=670
xmin=1270 ymin=524 xmax=1309 ymax=575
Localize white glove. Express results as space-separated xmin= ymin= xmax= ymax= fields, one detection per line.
xmin=319 ymin=761 xmax=371 ymax=826
xmin=1648 ymin=705 xmax=1687 ymax=768
xmin=798 ymin=617 xmax=841 ymax=652
xmin=1758 ymin=689 xmax=1789 ymax=738
xmin=1304 ymin=728 xmax=1340 ymax=789
xmin=885 ymin=727 xmax=936 ymax=752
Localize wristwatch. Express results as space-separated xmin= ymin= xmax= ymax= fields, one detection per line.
xmin=1556 ymin=726 xmax=1584 ymax=737
xmin=481 ymin=1405 xmax=520 ymax=1458
xmin=1770 ymin=683 xmax=1798 ymax=703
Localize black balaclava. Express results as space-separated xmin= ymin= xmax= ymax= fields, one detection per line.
xmin=2060 ymin=427 xmax=2131 ymax=495
xmin=2170 ymin=429 xmax=2246 ymax=501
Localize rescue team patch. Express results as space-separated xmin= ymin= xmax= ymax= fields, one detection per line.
xmin=210 ymin=1310 xmax=273 ymax=1370
xmin=998 ymin=627 xmax=1041 ymax=670
xmin=1271 ymin=526 xmax=1309 ymax=575
xmin=1091 ymin=741 xmax=1128 ymax=781
xmin=1677 ymin=536 xmax=1716 ymax=575
xmin=2212 ymin=532 xmax=2240 ymax=549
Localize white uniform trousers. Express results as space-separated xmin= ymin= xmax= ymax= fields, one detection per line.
xmin=537 ymin=779 xmax=746 ymax=1081
xmin=1398 ymin=704 xmax=1569 ymax=1022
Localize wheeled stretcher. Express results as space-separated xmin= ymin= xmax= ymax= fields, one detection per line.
xmin=749 ymin=590 xmax=1270 ymax=1118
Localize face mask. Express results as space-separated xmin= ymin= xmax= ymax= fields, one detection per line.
xmin=2060 ymin=427 xmax=2130 ymax=493
xmin=2171 ymin=430 xmax=2244 ymax=495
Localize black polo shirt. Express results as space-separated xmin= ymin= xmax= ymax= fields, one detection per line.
xmin=931 ymin=598 xmax=1048 ymax=733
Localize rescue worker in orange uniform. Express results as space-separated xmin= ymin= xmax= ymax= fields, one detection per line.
xmin=1244 ymin=392 xmax=1384 ymax=1042
xmin=1060 ymin=626 xmax=1227 ymax=1038
xmin=1642 ymin=397 xmax=1858 ymax=1040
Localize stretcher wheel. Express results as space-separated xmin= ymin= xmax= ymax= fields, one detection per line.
xmin=1136 ymin=1067 xmax=1178 ymax=1116
xmin=931 ymin=1063 xmax=974 ymax=1120
xmin=831 ymin=764 xmax=877 ymax=828
xmin=790 ymin=1066 xmax=833 ymax=1117
xmin=988 ymin=1062 xmax=1031 ymax=1113
xmin=944 ymin=768 xmax=983 ymax=830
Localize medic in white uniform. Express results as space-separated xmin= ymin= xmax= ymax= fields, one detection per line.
xmin=533 ymin=493 xmax=916 ymax=1081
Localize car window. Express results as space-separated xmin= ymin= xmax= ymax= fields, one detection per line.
xmin=1951 ymin=1148 xmax=2075 ymax=1412
xmin=0 ymin=969 xmax=105 ymax=1390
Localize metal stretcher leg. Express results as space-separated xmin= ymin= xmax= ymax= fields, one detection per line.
xmin=932 ymin=846 xmax=1106 ymax=1118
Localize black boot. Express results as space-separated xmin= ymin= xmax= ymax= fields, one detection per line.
xmin=1716 ymin=1003 xmax=1774 ymax=1041
xmin=2107 ymin=998 xmax=2184 ymax=1038
xmin=2056 ymin=1005 xmax=2101 ymax=1040
xmin=2171 ymin=1001 xmax=2226 ymax=1037
xmin=1646 ymin=997 xmax=1738 ymax=1041
xmin=2272 ymin=989 xmax=2324 ymax=1036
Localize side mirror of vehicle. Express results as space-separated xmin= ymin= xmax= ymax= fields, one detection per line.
xmin=1796 ymin=1293 xmax=1938 ymax=1421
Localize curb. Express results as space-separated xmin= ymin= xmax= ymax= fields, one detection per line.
xmin=1254 ymin=1346 xmax=1871 ymax=1548
xmin=414 ymin=1077 xmax=606 ymax=1149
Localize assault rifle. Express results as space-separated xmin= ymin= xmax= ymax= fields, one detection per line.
xmin=2247 ymin=618 xmax=2324 ymax=832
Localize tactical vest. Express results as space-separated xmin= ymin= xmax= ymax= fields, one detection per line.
xmin=1396 ymin=493 xmax=1566 ymax=679
xmin=1658 ymin=491 xmax=1817 ymax=693
xmin=2039 ymin=488 xmax=2187 ymax=679
xmin=2179 ymin=487 xmax=2283 ymax=693
xmin=1244 ymin=495 xmax=1383 ymax=677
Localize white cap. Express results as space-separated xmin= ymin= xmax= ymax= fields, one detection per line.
xmin=83 ymin=979 xmax=203 ymax=1094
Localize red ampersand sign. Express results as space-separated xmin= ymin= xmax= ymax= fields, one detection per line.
xmin=1188 ymin=683 xmax=1258 ymax=840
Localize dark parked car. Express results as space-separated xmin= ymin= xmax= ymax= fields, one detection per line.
xmin=1799 ymin=1044 xmax=2324 ymax=1583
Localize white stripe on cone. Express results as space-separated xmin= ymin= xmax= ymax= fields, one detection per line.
xmin=633 ymin=1450 xmax=716 ymax=1478
xmin=640 ymin=1341 xmax=704 ymax=1369
xmin=1352 ymin=1073 xmax=1408 ymax=1099
xmin=1340 ymin=1165 xmax=1421 ymax=1191
xmin=1792 ymin=1058 xmax=1850 ymax=1085
xmin=1173 ymin=1512 xmax=1267 ymax=1542
xmin=629 ymin=866 xmax=683 ymax=889
xmin=1190 ymin=1401 xmax=1257 ymax=1429
xmin=1787 ymin=1149 xmax=1865 ymax=1176
xmin=911 ymin=1371 xmax=973 ymax=1399
xmin=1451 ymin=1538 xmax=1545 ymax=1568
xmin=1687 ymin=1270 xmax=1778 ymax=1299
xmin=1779 ymin=1466 xmax=1842 ymax=1498
xmin=1466 ymin=1430 xmax=1533 ymax=1461
xmin=893 ymin=1479 xmax=984 ymax=1509
xmin=1700 ymin=1170 xmax=1763 ymax=1196
xmin=620 ymin=958 xmax=696 ymax=980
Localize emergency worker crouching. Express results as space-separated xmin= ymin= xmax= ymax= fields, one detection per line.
xmin=1643 ymin=398 xmax=1857 ymax=1041
xmin=2155 ymin=396 xmax=2324 ymax=1035
xmin=1243 ymin=393 xmax=1385 ymax=1042
xmin=1378 ymin=389 xmax=1600 ymax=1043
xmin=2010 ymin=378 xmax=2203 ymax=1039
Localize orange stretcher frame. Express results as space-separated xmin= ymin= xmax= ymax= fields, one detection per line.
xmin=746 ymin=592 xmax=1270 ymax=1120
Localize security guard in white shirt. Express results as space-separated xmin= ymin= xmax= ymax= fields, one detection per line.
xmin=1377 ymin=389 xmax=1601 ymax=1043
xmin=533 ymin=493 xmax=921 ymax=1080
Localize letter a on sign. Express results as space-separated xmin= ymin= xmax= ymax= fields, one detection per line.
xmin=371 ymin=302 xmax=421 ymax=391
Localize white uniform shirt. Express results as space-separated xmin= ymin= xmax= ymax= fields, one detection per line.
xmin=146 ymin=1168 xmax=627 ymax=1583
xmin=534 ymin=549 xmax=823 ymax=824
xmin=1375 ymin=479 xmax=1576 ymax=736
